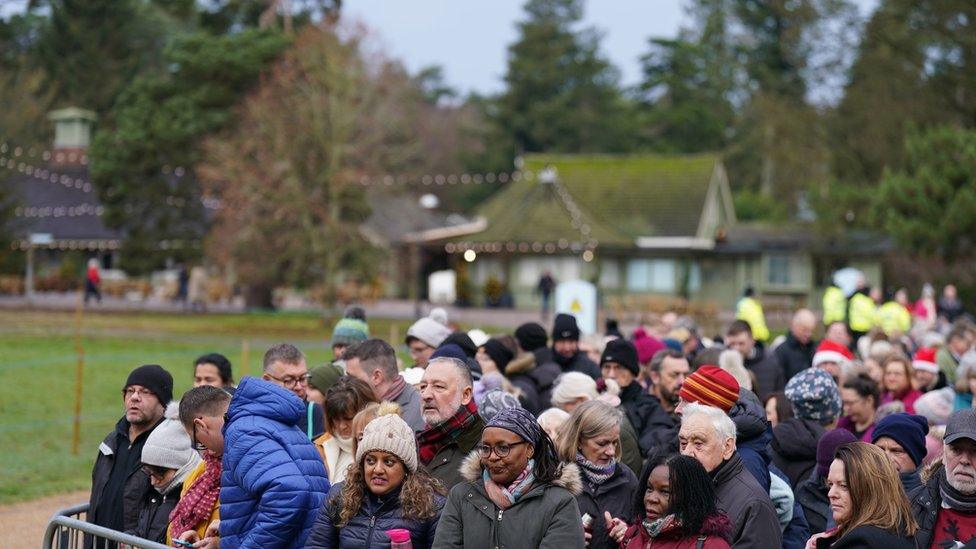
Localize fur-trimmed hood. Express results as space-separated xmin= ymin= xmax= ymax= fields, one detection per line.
xmin=459 ymin=450 xmax=583 ymax=495
xmin=506 ymin=352 xmax=536 ymax=376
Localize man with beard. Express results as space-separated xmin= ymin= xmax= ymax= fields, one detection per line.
xmin=910 ymin=409 xmax=976 ymax=548
xmin=416 ymin=356 xmax=485 ymax=490
xmin=648 ymin=349 xmax=689 ymax=416
xmin=88 ymin=364 xmax=172 ymax=547
xmin=600 ymin=339 xmax=673 ymax=454
xmin=549 ymin=313 xmax=600 ymax=379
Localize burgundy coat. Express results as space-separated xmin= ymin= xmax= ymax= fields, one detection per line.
xmin=620 ymin=513 xmax=732 ymax=549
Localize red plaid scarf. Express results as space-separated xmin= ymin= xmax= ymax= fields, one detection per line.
xmin=417 ymin=399 xmax=479 ymax=465
xmin=168 ymin=452 xmax=221 ymax=539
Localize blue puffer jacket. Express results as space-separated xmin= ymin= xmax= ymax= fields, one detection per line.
xmin=304 ymin=482 xmax=444 ymax=548
xmin=220 ymin=377 xmax=330 ymax=549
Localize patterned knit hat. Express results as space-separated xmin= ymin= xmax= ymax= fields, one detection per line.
xmin=679 ymin=365 xmax=740 ymax=413
xmin=784 ymin=367 xmax=842 ymax=423
xmin=331 ymin=317 xmax=369 ymax=347
xmin=912 ymin=347 xmax=939 ymax=374
xmin=812 ymin=339 xmax=854 ymax=369
xmin=356 ymin=407 xmax=419 ymax=473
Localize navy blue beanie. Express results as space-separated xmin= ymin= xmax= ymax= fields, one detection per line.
xmin=431 ymin=343 xmax=468 ymax=363
xmin=872 ymin=413 xmax=929 ymax=467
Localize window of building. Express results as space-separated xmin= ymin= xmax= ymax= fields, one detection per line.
xmin=626 ymin=259 xmax=676 ymax=292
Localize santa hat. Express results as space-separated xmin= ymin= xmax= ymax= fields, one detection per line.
xmin=912 ymin=347 xmax=939 ymax=374
xmin=812 ymin=339 xmax=854 ymax=369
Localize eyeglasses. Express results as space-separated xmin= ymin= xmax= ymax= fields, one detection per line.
xmin=477 ymin=441 xmax=527 ymax=458
xmin=122 ymin=387 xmax=154 ymax=399
xmin=266 ymin=372 xmax=309 ymax=388
xmin=140 ymin=464 xmax=170 ymax=480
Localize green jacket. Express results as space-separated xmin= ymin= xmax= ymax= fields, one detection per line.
xmin=423 ymin=414 xmax=486 ymax=492
xmin=433 ymin=451 xmax=585 ymax=549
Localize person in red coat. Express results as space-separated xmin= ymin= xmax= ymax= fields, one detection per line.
xmin=613 ymin=454 xmax=732 ymax=549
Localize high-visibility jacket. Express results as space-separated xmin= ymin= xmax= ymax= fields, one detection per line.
xmin=877 ymin=301 xmax=911 ymax=336
xmin=822 ymin=286 xmax=847 ymax=325
xmin=736 ymin=296 xmax=770 ymax=342
xmin=848 ymin=292 xmax=876 ymax=333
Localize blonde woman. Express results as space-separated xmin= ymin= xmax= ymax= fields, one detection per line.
xmin=557 ymin=400 xmax=636 ymax=549
xmin=806 ymin=442 xmax=917 ymax=548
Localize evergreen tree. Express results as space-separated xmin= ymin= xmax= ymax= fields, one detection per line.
xmin=89 ymin=30 xmax=289 ymax=274
xmin=636 ymin=1 xmax=735 ymax=152
xmin=876 ymin=126 xmax=976 ymax=262
xmin=495 ymin=0 xmax=636 ymax=155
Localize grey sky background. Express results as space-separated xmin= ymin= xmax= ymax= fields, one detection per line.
xmin=345 ymin=0 xmax=880 ymax=97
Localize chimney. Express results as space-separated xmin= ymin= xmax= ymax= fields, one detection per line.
xmin=47 ymin=107 xmax=96 ymax=166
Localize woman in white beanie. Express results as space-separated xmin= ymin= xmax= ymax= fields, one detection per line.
xmin=129 ymin=403 xmax=201 ymax=545
xmin=305 ymin=402 xmax=445 ymax=548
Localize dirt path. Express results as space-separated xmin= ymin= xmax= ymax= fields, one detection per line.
xmin=0 ymin=491 xmax=89 ymax=549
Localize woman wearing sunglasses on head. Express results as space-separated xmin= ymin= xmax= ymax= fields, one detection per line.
xmin=433 ymin=406 xmax=585 ymax=549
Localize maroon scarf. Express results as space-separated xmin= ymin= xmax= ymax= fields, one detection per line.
xmin=168 ymin=451 xmax=221 ymax=539
xmin=417 ymin=400 xmax=479 ymax=465
xmin=382 ymin=375 xmax=407 ymax=401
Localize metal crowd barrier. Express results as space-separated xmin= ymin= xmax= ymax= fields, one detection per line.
xmin=42 ymin=504 xmax=170 ymax=549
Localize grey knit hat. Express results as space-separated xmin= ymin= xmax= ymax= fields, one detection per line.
xmin=141 ymin=403 xmax=201 ymax=471
xmin=355 ymin=407 xmax=419 ymax=473
xmin=405 ymin=317 xmax=451 ymax=348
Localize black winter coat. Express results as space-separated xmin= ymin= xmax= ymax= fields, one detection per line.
xmin=618 ymin=382 xmax=675 ymax=455
xmin=909 ymin=466 xmax=954 ymax=549
xmin=87 ymin=417 xmax=160 ymax=547
xmin=775 ymin=333 xmax=817 ymax=382
xmin=549 ymin=349 xmax=602 ymax=380
xmin=574 ymin=463 xmax=637 ymax=549
xmin=305 ymin=482 xmax=444 ymax=549
xmin=745 ymin=344 xmax=785 ymax=400
xmin=814 ymin=525 xmax=915 ymax=549
xmin=711 ymin=453 xmax=782 ymax=549
xmin=126 ymin=483 xmax=182 ymax=544
xmin=771 ymin=418 xmax=825 ymax=488
xmin=505 ymin=348 xmax=562 ymax=414
xmin=796 ymin=470 xmax=830 ymax=535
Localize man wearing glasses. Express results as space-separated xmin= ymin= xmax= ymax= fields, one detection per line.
xmin=261 ymin=343 xmax=324 ymax=440
xmin=87 ymin=364 xmax=172 ymax=547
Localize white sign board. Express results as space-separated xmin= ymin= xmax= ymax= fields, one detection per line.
xmin=428 ymin=270 xmax=457 ymax=304
xmin=554 ymin=279 xmax=597 ymax=334
xmin=29 ymin=233 xmax=53 ymax=245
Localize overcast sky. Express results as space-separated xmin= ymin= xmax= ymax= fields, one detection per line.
xmin=345 ymin=0 xmax=880 ymax=96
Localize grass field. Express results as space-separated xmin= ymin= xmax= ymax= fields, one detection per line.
xmin=0 ymin=309 xmax=422 ymax=504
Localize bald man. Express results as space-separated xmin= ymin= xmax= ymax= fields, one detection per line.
xmin=775 ymin=309 xmax=819 ymax=381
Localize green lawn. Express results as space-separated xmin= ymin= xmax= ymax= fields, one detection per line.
xmin=0 ymin=309 xmax=421 ymax=504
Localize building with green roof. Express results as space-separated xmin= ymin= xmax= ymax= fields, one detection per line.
xmin=430 ymin=152 xmax=888 ymax=314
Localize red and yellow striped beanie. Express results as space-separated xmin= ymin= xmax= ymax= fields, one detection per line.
xmin=679 ymin=365 xmax=740 ymax=412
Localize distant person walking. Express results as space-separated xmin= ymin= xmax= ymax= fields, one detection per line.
xmin=85 ymin=258 xmax=101 ymax=304
xmin=538 ymin=270 xmax=556 ymax=320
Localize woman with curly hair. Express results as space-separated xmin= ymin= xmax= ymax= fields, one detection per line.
xmin=615 ymin=454 xmax=732 ymax=548
xmin=305 ymin=404 xmax=444 ymax=548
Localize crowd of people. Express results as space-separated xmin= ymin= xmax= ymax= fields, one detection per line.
xmin=85 ymin=287 xmax=976 ymax=548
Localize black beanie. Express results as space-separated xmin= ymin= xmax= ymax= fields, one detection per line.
xmin=552 ymin=313 xmax=581 ymax=342
xmin=442 ymin=332 xmax=477 ymax=358
xmin=125 ymin=364 xmax=174 ymax=404
xmin=482 ymin=338 xmax=515 ymax=373
xmin=600 ymin=339 xmax=639 ymax=376
xmin=515 ymin=322 xmax=548 ymax=351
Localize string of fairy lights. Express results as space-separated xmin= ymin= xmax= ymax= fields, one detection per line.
xmin=2 ymin=139 xmax=601 ymax=259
